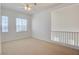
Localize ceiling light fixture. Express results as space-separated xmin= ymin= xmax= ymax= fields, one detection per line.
xmin=24 ymin=3 xmax=37 ymax=11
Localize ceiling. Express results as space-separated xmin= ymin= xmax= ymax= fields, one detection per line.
xmin=1 ymin=3 xmax=70 ymax=15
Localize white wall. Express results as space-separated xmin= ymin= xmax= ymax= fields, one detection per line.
xmin=0 ymin=4 xmax=2 ymax=54
xmin=1 ymin=7 xmax=32 ymax=42
xmin=51 ymin=4 xmax=79 ymax=32
xmin=32 ymin=11 xmax=51 ymax=42
xmin=51 ymin=4 xmax=79 ymax=49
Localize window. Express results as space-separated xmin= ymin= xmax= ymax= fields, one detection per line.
xmin=16 ymin=18 xmax=27 ymax=32
xmin=2 ymin=16 xmax=8 ymax=32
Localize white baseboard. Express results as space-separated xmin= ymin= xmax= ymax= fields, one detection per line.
xmin=2 ymin=36 xmax=32 ymax=43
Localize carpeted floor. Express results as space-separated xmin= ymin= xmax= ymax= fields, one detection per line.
xmin=2 ymin=38 xmax=79 ymax=55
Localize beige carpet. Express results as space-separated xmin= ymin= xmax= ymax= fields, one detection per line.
xmin=2 ymin=38 xmax=79 ymax=55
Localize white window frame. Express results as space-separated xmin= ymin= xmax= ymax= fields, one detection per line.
xmin=2 ymin=16 xmax=8 ymax=32
xmin=16 ymin=18 xmax=27 ymax=32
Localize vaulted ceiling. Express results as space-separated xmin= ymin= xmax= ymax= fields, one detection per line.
xmin=1 ymin=3 xmax=74 ymax=15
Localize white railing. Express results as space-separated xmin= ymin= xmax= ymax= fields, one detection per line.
xmin=51 ymin=31 xmax=79 ymax=47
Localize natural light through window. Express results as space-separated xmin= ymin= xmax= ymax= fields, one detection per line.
xmin=2 ymin=16 xmax=8 ymax=32
xmin=16 ymin=18 xmax=27 ymax=32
